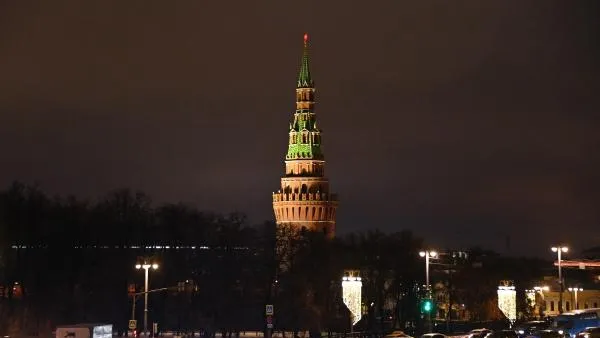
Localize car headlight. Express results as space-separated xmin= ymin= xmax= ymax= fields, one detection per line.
xmin=558 ymin=330 xmax=564 ymax=335
xmin=518 ymin=331 xmax=525 ymax=335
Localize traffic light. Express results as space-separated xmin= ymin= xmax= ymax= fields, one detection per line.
xmin=420 ymin=298 xmax=434 ymax=314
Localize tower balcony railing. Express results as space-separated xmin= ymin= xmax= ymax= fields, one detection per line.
xmin=272 ymin=191 xmax=338 ymax=202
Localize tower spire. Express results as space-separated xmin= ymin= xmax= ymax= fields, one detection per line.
xmin=297 ymin=33 xmax=313 ymax=88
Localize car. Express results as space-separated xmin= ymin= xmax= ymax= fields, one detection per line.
xmin=420 ymin=333 xmax=447 ymax=338
xmin=516 ymin=321 xmax=553 ymax=338
xmin=525 ymin=329 xmax=566 ymax=338
xmin=469 ymin=329 xmax=493 ymax=338
xmin=576 ymin=327 xmax=600 ymax=338
xmin=385 ymin=331 xmax=414 ymax=338
xmin=485 ymin=330 xmax=518 ymax=338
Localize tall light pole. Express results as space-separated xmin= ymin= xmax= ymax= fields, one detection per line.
xmin=136 ymin=262 xmax=159 ymax=334
xmin=419 ymin=250 xmax=437 ymax=333
xmin=419 ymin=250 xmax=438 ymax=294
xmin=568 ymin=287 xmax=582 ymax=310
xmin=551 ymin=246 xmax=568 ymax=313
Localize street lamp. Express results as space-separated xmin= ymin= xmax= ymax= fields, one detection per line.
xmin=136 ymin=262 xmax=159 ymax=334
xmin=419 ymin=250 xmax=438 ymax=293
xmin=568 ymin=287 xmax=583 ymax=310
xmin=419 ymin=250 xmax=437 ymax=333
xmin=551 ymin=246 xmax=568 ymax=313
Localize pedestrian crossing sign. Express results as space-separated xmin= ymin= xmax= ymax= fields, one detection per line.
xmin=265 ymin=304 xmax=274 ymax=315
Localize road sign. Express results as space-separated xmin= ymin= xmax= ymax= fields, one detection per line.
xmin=267 ymin=324 xmax=273 ymax=329
xmin=266 ymin=316 xmax=273 ymax=324
xmin=265 ymin=304 xmax=274 ymax=315
xmin=128 ymin=320 xmax=137 ymax=330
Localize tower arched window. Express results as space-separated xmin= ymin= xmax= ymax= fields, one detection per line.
xmin=301 ymin=184 xmax=307 ymax=194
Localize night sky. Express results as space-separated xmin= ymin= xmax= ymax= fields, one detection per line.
xmin=1 ymin=1 xmax=599 ymax=256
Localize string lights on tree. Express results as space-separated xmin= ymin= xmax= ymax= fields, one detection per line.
xmin=342 ymin=274 xmax=362 ymax=326
xmin=498 ymin=283 xmax=516 ymax=325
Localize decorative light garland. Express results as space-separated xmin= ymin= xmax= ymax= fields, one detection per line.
xmin=342 ymin=276 xmax=362 ymax=325
xmin=498 ymin=285 xmax=516 ymax=322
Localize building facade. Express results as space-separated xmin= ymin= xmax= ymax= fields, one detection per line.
xmin=272 ymin=34 xmax=338 ymax=237
xmin=539 ymin=289 xmax=600 ymax=316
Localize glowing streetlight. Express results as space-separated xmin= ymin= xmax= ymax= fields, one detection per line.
xmin=419 ymin=250 xmax=437 ymax=333
xmin=135 ymin=262 xmax=159 ymax=334
xmin=419 ymin=250 xmax=437 ymax=294
xmin=551 ymin=246 xmax=568 ymax=313
xmin=568 ymin=287 xmax=583 ymax=310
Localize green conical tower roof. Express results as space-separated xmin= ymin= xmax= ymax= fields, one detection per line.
xmin=297 ymin=33 xmax=313 ymax=88
xmin=286 ymin=33 xmax=323 ymax=161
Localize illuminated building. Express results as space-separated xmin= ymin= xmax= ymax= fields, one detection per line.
xmin=538 ymin=289 xmax=600 ymax=316
xmin=272 ymin=34 xmax=338 ymax=237
xmin=342 ymin=270 xmax=362 ymax=326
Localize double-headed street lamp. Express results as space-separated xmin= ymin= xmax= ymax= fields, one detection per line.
xmin=568 ymin=287 xmax=583 ymax=310
xmin=551 ymin=246 xmax=568 ymax=313
xmin=419 ymin=250 xmax=437 ymax=333
xmin=135 ymin=262 xmax=159 ymax=334
xmin=419 ymin=250 xmax=438 ymax=294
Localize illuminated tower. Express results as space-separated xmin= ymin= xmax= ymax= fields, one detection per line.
xmin=272 ymin=34 xmax=338 ymax=237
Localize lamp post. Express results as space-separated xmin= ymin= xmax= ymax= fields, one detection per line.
xmin=419 ymin=250 xmax=438 ymax=294
xmin=136 ymin=262 xmax=159 ymax=334
xmin=551 ymin=246 xmax=568 ymax=313
xmin=419 ymin=250 xmax=437 ymax=333
xmin=568 ymin=287 xmax=583 ymax=310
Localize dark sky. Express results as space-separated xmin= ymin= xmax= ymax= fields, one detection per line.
xmin=1 ymin=1 xmax=599 ymax=256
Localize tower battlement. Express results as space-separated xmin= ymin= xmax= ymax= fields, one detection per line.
xmin=272 ymin=191 xmax=338 ymax=202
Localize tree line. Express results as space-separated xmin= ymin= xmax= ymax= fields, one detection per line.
xmin=0 ymin=182 xmax=553 ymax=337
